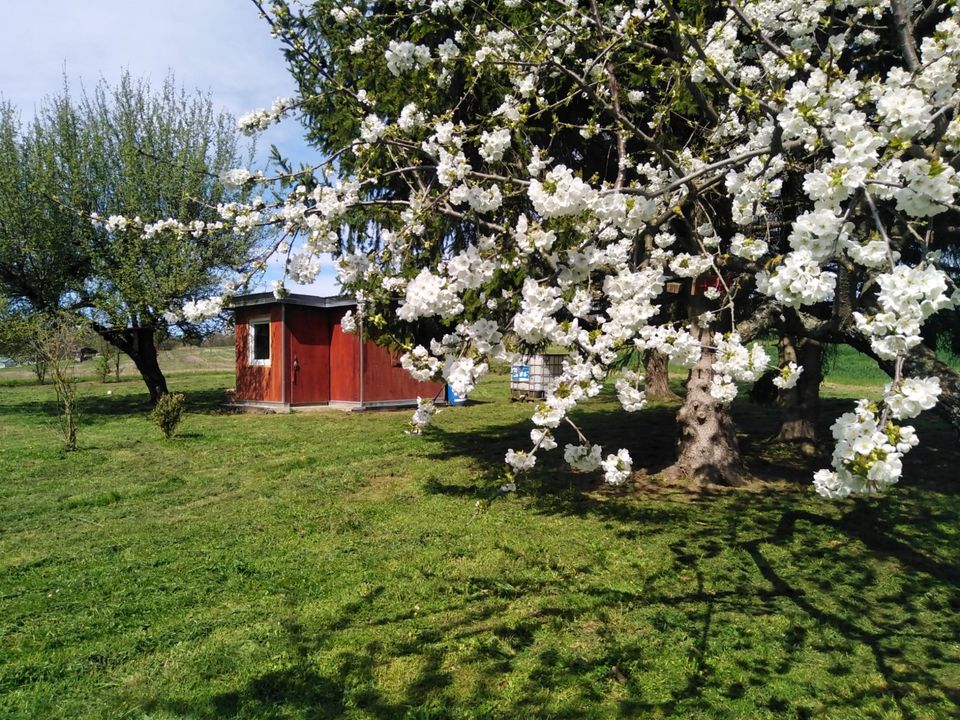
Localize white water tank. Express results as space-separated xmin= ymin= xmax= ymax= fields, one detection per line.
xmin=510 ymin=354 xmax=565 ymax=400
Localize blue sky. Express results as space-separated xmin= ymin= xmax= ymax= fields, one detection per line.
xmin=0 ymin=0 xmax=339 ymax=295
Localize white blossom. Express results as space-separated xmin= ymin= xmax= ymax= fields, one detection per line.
xmin=601 ymin=448 xmax=632 ymax=485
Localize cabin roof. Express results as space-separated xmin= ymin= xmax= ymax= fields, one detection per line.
xmin=226 ymin=292 xmax=355 ymax=310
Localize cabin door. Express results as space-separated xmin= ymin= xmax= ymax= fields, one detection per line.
xmin=288 ymin=307 xmax=331 ymax=405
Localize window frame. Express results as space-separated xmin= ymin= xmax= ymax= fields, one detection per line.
xmin=247 ymin=316 xmax=272 ymax=367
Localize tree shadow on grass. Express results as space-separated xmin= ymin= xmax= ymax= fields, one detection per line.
xmin=141 ymin=491 xmax=960 ymax=718
xmin=88 ymin=386 xmax=960 ymax=718
xmin=75 ymin=386 xmax=230 ymax=421
xmin=411 ymin=397 xmax=960 ymax=717
xmin=424 ymin=392 xmax=960 ymax=505
xmin=0 ymin=385 xmax=231 ymax=433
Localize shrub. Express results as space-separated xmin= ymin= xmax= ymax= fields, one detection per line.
xmin=151 ymin=392 xmax=186 ymax=439
xmin=95 ymin=353 xmax=112 ymax=383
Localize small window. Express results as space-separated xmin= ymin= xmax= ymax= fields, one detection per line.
xmin=248 ymin=318 xmax=271 ymax=366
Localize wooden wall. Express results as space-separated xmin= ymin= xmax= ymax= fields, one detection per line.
xmin=235 ymin=306 xmax=284 ymax=402
xmin=328 ymin=307 xmax=359 ymax=402
xmin=234 ymin=303 xmax=444 ymax=406
xmin=361 ymin=341 xmax=444 ymax=403
xmin=287 ymin=305 xmax=331 ymax=405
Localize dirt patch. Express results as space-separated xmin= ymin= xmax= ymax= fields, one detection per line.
xmin=589 ymin=466 xmax=809 ymax=503
xmin=346 ymin=474 xmax=416 ymax=502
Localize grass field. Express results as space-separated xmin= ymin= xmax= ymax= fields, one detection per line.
xmin=2 ymin=348 xmax=960 ymax=718
xmin=0 ymin=345 xmax=235 ymax=385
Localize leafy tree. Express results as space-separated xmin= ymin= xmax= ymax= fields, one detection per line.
xmin=0 ymin=74 xmax=258 ymax=402
xmin=0 ymin=296 xmax=48 ymax=383
xmin=0 ymin=98 xmax=94 ymax=313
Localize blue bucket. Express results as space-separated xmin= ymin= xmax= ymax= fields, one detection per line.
xmin=446 ymin=385 xmax=467 ymax=406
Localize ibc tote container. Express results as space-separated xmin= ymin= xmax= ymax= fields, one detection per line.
xmin=510 ymin=353 xmax=565 ymax=400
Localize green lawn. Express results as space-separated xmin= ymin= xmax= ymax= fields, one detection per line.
xmin=2 ymin=362 xmax=960 ymax=719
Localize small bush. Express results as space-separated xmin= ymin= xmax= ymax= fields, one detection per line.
xmin=151 ymin=392 xmax=186 ymax=439
xmin=95 ymin=353 xmax=112 ymax=383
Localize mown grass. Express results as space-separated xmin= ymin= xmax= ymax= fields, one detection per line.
xmin=2 ymin=358 xmax=960 ymax=719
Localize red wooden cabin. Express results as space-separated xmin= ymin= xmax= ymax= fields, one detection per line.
xmin=228 ymin=293 xmax=444 ymax=410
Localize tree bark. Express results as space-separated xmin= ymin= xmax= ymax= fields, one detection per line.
xmin=880 ymin=342 xmax=960 ymax=434
xmin=661 ymin=319 xmax=748 ymax=488
xmin=94 ymin=325 xmax=169 ymax=403
xmin=32 ymin=353 xmax=48 ymax=385
xmin=644 ymin=348 xmax=680 ymax=402
xmin=775 ymin=336 xmax=822 ymax=452
xmin=788 ymin=309 xmax=960 ymax=437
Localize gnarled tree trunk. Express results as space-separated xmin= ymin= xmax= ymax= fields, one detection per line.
xmin=644 ymin=348 xmax=680 ymax=402
xmin=775 ymin=336 xmax=822 ymax=452
xmin=873 ymin=341 xmax=960 ymax=435
xmin=95 ymin=325 xmax=169 ymax=403
xmin=661 ymin=319 xmax=748 ymax=488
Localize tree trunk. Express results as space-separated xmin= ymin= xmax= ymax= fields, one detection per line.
xmin=95 ymin=326 xmax=168 ymax=403
xmin=57 ymin=380 xmax=78 ymax=452
xmin=775 ymin=336 xmax=822 ymax=452
xmin=835 ymin=330 xmax=960 ymax=437
xmin=644 ymin=349 xmax=680 ymax=402
xmin=661 ymin=319 xmax=748 ymax=488
xmin=890 ymin=343 xmax=960 ymax=434
xmin=32 ymin=354 xmax=47 ymax=385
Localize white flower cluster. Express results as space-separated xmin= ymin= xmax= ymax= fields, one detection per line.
xmin=709 ymin=333 xmax=771 ymax=404
xmin=854 ymin=265 xmax=955 ymax=360
xmin=478 ymin=127 xmax=511 ymax=163
xmin=287 ymin=253 xmax=322 ymax=283
xmin=505 ymin=448 xmax=536 ymax=471
xmin=813 ymin=401 xmax=919 ymax=499
xmin=513 ymin=278 xmax=563 ymax=344
xmin=340 ymin=310 xmax=357 ymax=334
xmin=600 ymin=448 xmax=632 ymax=485
xmin=180 ymin=296 xmax=223 ymax=323
xmin=564 ymin=443 xmax=603 ymax=472
xmin=397 ymin=268 xmax=464 ymax=322
xmin=385 ymin=40 xmax=431 ymax=75
xmin=773 ymin=362 xmax=803 ymax=390
xmin=895 ymin=159 xmax=958 ymax=218
xmin=409 ymin=397 xmax=436 ymax=434
xmin=756 ymin=249 xmax=836 ymax=308
xmin=637 ymin=327 xmax=702 ymax=368
xmin=443 ymin=356 xmax=488 ymax=397
xmin=400 ymin=345 xmax=441 ymax=381
xmin=729 ymin=234 xmax=767 ymax=262
xmin=238 ymin=98 xmax=294 ymax=135
xmin=883 ymin=377 xmax=941 ymax=420
xmin=615 ymin=370 xmax=646 ymax=412
xmin=528 ymin=165 xmax=597 ymax=218
xmin=360 ymin=114 xmax=386 ymax=143
xmin=220 ymin=168 xmax=257 ymax=189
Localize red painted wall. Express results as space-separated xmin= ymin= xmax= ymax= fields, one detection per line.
xmin=361 ymin=342 xmax=445 ymax=403
xmin=287 ymin=305 xmax=331 ymax=405
xmin=235 ymin=306 xmax=284 ymax=402
xmin=328 ymin=307 xmax=359 ymax=402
